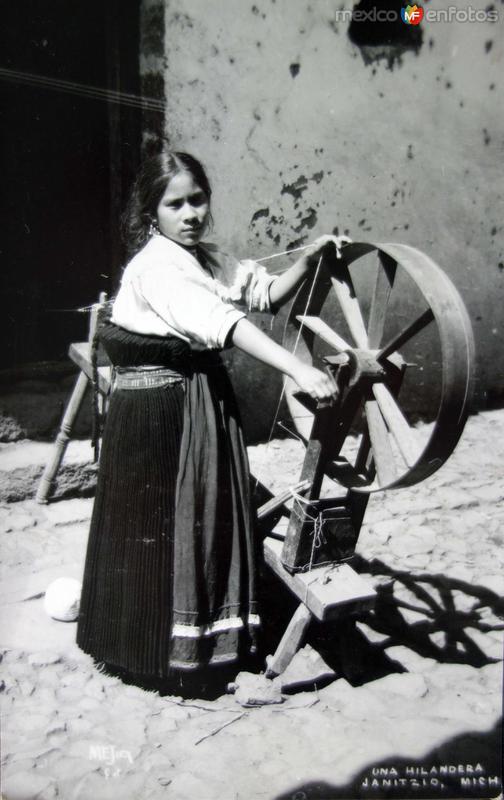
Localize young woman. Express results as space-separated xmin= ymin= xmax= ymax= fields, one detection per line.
xmin=76 ymin=151 xmax=347 ymax=692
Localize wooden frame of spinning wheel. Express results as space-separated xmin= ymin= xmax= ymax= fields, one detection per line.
xmin=256 ymin=241 xmax=475 ymax=677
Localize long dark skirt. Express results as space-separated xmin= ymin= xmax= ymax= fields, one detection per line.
xmin=76 ymin=324 xmax=259 ymax=683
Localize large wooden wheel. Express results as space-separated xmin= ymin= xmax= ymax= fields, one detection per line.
xmin=279 ymin=242 xmax=475 ymax=494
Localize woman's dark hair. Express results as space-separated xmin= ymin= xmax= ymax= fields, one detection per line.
xmin=122 ymin=151 xmax=212 ymax=257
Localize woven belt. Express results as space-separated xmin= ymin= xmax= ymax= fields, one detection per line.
xmin=112 ymin=367 xmax=185 ymax=391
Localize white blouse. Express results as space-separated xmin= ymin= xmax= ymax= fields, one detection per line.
xmin=111 ymin=235 xmax=275 ymax=350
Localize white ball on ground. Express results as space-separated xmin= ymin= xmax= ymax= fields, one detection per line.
xmin=44 ymin=577 xmax=82 ymax=622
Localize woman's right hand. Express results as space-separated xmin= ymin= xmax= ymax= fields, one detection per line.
xmin=291 ymin=361 xmax=338 ymax=401
xmin=230 ymin=318 xmax=339 ymax=401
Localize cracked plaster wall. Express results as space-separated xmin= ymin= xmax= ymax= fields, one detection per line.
xmin=146 ymin=0 xmax=503 ymax=439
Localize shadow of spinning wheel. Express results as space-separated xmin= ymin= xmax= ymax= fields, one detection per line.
xmin=352 ymin=555 xmax=504 ymax=670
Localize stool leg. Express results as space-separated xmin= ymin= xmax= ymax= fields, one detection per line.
xmin=265 ymin=603 xmax=312 ymax=678
xmin=36 ymin=371 xmax=90 ymax=504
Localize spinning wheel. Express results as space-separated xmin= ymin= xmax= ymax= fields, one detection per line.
xmin=258 ymin=242 xmax=475 ymax=676
xmin=281 ymin=241 xmax=475 ymax=493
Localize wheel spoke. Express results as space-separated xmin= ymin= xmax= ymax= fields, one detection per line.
xmin=295 ymin=315 xmax=351 ymax=352
xmin=377 ymin=308 xmax=434 ymax=362
xmin=325 ymin=458 xmax=371 ymax=488
xmin=365 ymin=400 xmax=398 ymax=486
xmin=283 ymin=377 xmax=314 ymax=442
xmin=372 ymin=384 xmax=420 ymax=467
xmin=367 ymin=253 xmax=397 ymax=348
xmin=330 ymin=263 xmax=368 ymax=348
xmin=354 ymin=428 xmax=372 ymax=475
xmin=281 ymin=241 xmax=474 ymax=495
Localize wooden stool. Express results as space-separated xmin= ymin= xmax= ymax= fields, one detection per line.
xmin=36 ymin=293 xmax=111 ymax=504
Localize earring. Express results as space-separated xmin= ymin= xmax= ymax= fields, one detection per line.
xmin=148 ymin=219 xmax=161 ymax=237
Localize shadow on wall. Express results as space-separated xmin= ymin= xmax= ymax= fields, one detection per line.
xmin=348 ymin=0 xmax=423 ymax=69
xmin=273 ymin=720 xmax=502 ymax=799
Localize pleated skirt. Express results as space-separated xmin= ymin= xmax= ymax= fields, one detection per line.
xmin=76 ymin=324 xmax=259 ymax=681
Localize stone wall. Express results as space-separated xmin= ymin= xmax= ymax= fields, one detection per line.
xmin=148 ymin=0 xmax=503 ymax=440
xmin=2 ymin=2 xmax=501 ymax=446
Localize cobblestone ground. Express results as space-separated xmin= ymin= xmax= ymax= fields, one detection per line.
xmin=1 ymin=411 xmax=503 ymax=800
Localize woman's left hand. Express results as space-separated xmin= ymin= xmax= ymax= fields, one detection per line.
xmin=304 ymin=234 xmax=352 ymax=268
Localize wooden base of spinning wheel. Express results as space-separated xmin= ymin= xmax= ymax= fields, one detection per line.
xmin=262 ymin=537 xmax=376 ymax=678
xmin=257 ymin=240 xmax=475 ymax=678
xmin=254 ymin=424 xmax=378 ymax=678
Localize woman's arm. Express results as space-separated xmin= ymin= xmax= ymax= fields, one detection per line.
xmin=268 ymin=235 xmax=351 ymax=308
xmin=231 ymin=317 xmax=338 ymax=400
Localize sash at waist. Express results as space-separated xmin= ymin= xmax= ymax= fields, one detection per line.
xmin=112 ymin=366 xmax=184 ymax=391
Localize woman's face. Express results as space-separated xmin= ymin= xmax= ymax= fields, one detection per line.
xmin=156 ymin=171 xmax=210 ymax=247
